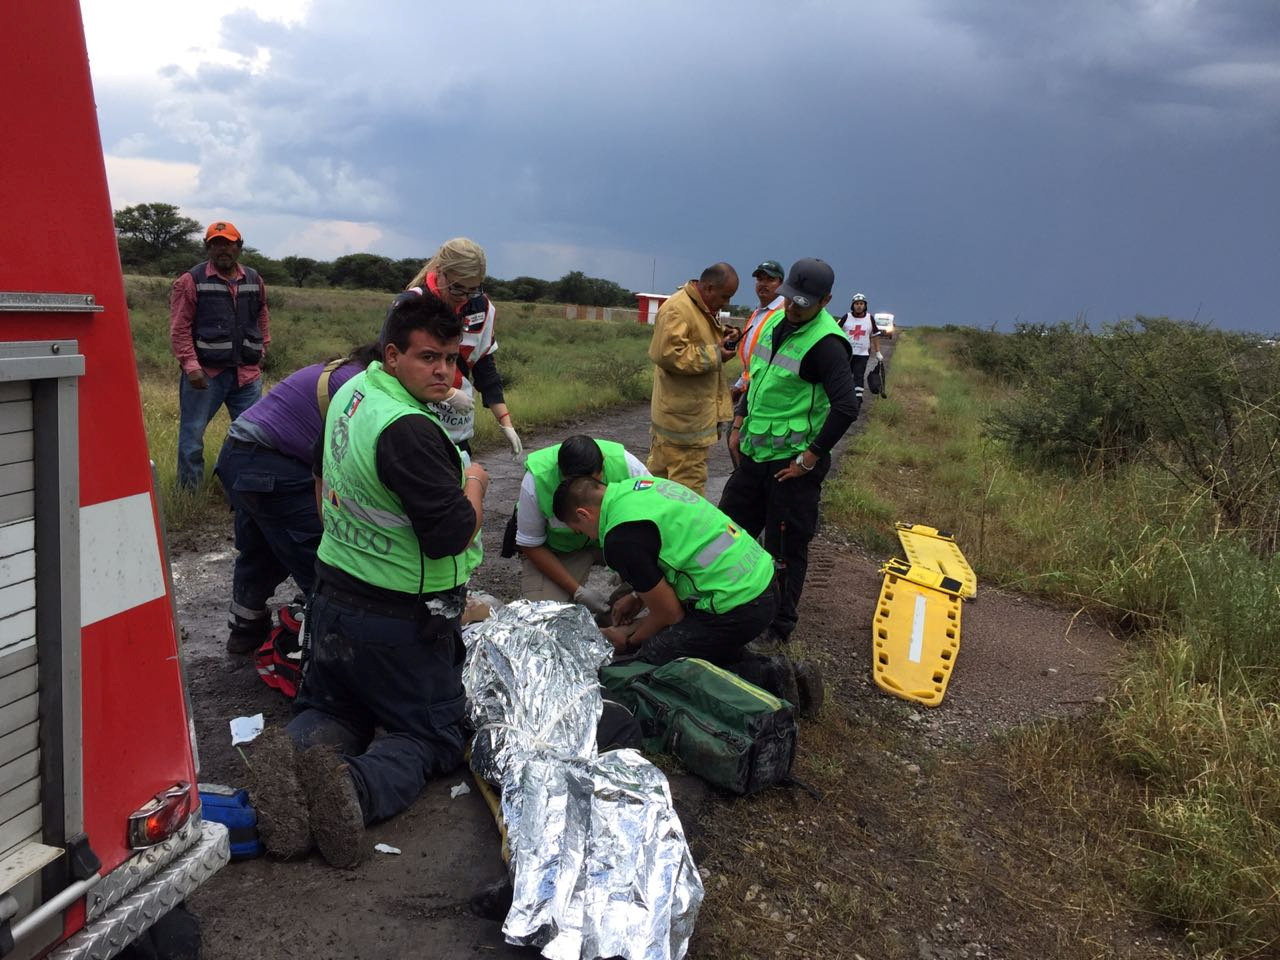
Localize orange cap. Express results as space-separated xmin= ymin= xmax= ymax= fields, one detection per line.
xmin=205 ymin=221 xmax=242 ymax=243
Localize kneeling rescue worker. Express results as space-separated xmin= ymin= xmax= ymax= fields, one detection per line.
xmin=554 ymin=476 xmax=822 ymax=714
xmin=515 ymin=434 xmax=648 ymax=613
xmin=248 ymin=291 xmax=488 ymax=868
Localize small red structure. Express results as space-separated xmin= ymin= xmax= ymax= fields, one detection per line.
xmin=635 ymin=292 xmax=670 ymax=325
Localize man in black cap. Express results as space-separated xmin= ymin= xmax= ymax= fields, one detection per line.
xmin=720 ymin=258 xmax=859 ymax=650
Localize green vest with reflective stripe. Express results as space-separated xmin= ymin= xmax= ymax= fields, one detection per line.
xmin=741 ymin=308 xmax=848 ymax=461
xmin=526 ymin=439 xmax=632 ymax=553
xmin=317 ymin=363 xmax=482 ymax=593
xmin=598 ymin=478 xmax=774 ymax=614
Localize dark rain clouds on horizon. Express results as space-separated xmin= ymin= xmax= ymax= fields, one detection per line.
xmin=94 ymin=0 xmax=1280 ymax=330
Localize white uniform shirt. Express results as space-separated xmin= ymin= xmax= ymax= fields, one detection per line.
xmin=841 ymin=311 xmax=879 ymax=356
xmin=515 ymin=450 xmax=649 ymax=549
xmin=422 ymin=292 xmax=498 ymax=443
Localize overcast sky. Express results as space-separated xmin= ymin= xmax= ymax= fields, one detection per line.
xmin=82 ymin=0 xmax=1279 ymax=330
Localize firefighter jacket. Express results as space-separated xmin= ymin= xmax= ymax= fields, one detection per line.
xmin=599 ymin=478 xmax=774 ymax=614
xmin=647 ymin=282 xmax=733 ymax=448
xmin=317 ymin=363 xmax=482 ymax=593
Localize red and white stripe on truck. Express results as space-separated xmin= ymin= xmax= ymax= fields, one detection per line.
xmin=0 ymin=2 xmax=229 ymax=957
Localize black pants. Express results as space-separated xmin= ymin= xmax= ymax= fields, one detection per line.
xmin=718 ymin=453 xmax=828 ymax=640
xmin=636 ymin=587 xmax=786 ymax=696
xmin=850 ymin=354 xmax=868 ymax=407
xmin=215 ymin=439 xmax=321 ymax=633
xmin=289 ymin=585 xmax=467 ymax=824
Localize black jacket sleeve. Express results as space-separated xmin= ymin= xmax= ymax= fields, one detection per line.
xmin=602 ymin=521 xmax=664 ymax=593
xmin=468 ymin=353 xmax=506 ymax=408
xmin=375 ymin=415 xmax=477 ymax=559
xmin=798 ymin=334 xmax=859 ymax=457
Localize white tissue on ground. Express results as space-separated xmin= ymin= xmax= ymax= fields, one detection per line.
xmin=229 ymin=714 xmax=264 ymax=745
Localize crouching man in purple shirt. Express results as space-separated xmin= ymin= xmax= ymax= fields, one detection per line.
xmin=214 ymin=341 xmax=382 ymax=655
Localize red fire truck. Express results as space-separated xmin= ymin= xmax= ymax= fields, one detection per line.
xmin=0 ymin=1 xmax=230 ymax=957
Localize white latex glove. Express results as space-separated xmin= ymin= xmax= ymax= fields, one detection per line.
xmin=443 ymin=387 xmax=474 ymax=412
xmin=501 ymin=423 xmax=523 ymax=459
xmin=875 ymin=351 xmax=884 ymax=362
xmin=573 ymin=584 xmax=611 ymax=616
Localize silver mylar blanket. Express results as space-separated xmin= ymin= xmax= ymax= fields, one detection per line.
xmin=463 ymin=600 xmax=703 ymax=960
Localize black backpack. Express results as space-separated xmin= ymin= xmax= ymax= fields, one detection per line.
xmin=868 ymin=359 xmax=888 ymax=398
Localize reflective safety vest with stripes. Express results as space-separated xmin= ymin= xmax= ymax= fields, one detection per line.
xmin=736 ymin=299 xmax=784 ymax=385
xmin=189 ymin=262 xmax=264 ymax=367
xmin=741 ymin=308 xmax=848 ymax=462
xmin=526 ymin=438 xmax=632 ymax=553
xmin=317 ymin=363 xmax=482 ymax=593
xmin=599 ymin=478 xmax=774 ymax=614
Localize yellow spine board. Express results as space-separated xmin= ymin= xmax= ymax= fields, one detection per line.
xmin=872 ymin=570 xmax=962 ymax=707
xmin=895 ymin=522 xmax=977 ymax=599
xmin=880 ymin=558 xmax=965 ymax=596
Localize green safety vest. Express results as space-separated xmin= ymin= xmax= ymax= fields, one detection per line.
xmin=741 ymin=307 xmax=848 ymax=461
xmin=598 ymin=478 xmax=774 ymax=614
xmin=525 ymin=438 xmax=632 ymax=553
xmin=317 ymin=362 xmax=482 ymax=594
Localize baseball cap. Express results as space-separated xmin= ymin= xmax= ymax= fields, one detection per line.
xmin=751 ymin=260 xmax=784 ymax=280
xmin=778 ymin=258 xmax=835 ymax=309
xmin=205 ymin=221 xmax=242 ymax=243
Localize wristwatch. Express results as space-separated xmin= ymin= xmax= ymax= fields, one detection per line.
xmin=795 ymin=453 xmax=815 ymax=471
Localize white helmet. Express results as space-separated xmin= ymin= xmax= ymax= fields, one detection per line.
xmin=852 ymin=293 xmax=867 ymax=304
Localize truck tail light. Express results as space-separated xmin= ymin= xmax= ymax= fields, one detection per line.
xmin=127 ymin=782 xmax=194 ymax=849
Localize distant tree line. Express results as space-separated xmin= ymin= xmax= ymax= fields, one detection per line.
xmin=113 ymin=202 xmax=636 ymax=306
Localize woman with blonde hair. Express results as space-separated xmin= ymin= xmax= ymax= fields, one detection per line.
xmin=404 ymin=237 xmax=522 ymax=457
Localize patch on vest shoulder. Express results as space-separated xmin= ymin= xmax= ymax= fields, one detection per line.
xmin=633 ymin=479 xmax=654 ymax=490
xmin=344 ymin=390 xmax=365 ymax=416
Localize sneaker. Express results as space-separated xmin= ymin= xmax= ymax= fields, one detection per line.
xmin=299 ymin=745 xmax=366 ymax=869
xmin=244 ymin=728 xmax=312 ymax=859
xmin=795 ymin=660 xmax=825 ymax=720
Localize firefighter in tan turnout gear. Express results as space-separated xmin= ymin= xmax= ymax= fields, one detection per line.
xmin=645 ymin=262 xmax=739 ymax=496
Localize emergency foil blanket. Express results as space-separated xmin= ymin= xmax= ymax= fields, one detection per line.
xmin=463 ymin=600 xmax=703 ymax=960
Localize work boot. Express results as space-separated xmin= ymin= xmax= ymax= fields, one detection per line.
xmin=244 ymin=728 xmax=312 ymax=859
xmin=767 ymin=655 xmax=800 ymax=709
xmin=227 ymin=611 xmax=270 ymax=655
xmin=747 ymin=627 xmax=789 ymax=657
xmin=299 ymin=745 xmax=366 ymax=869
xmin=794 ymin=660 xmax=826 ymax=720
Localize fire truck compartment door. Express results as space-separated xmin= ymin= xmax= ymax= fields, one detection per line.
xmin=0 ymin=342 xmax=84 ymax=960
xmin=0 ymin=381 xmax=39 ymax=860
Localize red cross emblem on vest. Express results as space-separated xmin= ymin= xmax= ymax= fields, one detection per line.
xmin=850 ymin=324 xmax=865 ymax=339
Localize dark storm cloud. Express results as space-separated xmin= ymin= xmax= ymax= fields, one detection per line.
xmin=96 ymin=0 xmax=1280 ymax=329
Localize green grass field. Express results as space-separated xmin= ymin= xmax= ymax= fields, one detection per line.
xmin=126 ymin=275 xmax=654 ymax=529
xmin=824 ymin=330 xmax=1280 ymax=955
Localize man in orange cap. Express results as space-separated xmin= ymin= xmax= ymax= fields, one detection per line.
xmin=170 ymin=220 xmax=271 ymax=489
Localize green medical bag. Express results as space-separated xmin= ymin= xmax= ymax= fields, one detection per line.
xmin=600 ymin=658 xmax=796 ymax=795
